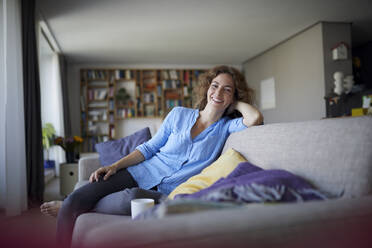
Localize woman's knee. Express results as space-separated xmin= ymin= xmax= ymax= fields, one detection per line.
xmin=126 ymin=187 xmax=164 ymax=203
xmin=62 ymin=190 xmax=87 ymax=212
xmin=126 ymin=187 xmax=143 ymax=199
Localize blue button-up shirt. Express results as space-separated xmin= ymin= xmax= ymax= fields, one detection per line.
xmin=127 ymin=107 xmax=246 ymax=195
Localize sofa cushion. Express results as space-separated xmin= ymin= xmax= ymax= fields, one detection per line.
xmin=222 ymin=116 xmax=372 ymax=197
xmin=168 ymin=148 xmax=246 ymax=199
xmin=95 ymin=127 xmax=151 ymax=166
xmin=92 ymin=188 xmax=166 ymax=215
xmin=177 ymin=162 xmax=329 ymax=202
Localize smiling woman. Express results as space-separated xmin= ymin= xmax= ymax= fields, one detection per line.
xmin=194 ymin=65 xmax=255 ymax=119
xmin=41 ymin=64 xmax=263 ymax=248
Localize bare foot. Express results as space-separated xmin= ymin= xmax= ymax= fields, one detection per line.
xmin=40 ymin=200 xmax=63 ymax=217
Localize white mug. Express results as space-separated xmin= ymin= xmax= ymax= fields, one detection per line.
xmin=131 ymin=198 xmax=155 ymax=219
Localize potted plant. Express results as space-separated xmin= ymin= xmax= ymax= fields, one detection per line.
xmin=115 ymin=88 xmax=131 ymax=106
xmin=54 ymin=135 xmax=84 ymax=163
xmin=42 ymin=123 xmax=56 ymax=168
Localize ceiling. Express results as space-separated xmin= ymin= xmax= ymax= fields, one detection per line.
xmin=37 ymin=0 xmax=372 ymax=65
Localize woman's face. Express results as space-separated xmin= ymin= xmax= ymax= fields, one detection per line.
xmin=206 ymin=73 xmax=235 ymax=112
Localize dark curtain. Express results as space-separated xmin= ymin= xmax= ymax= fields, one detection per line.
xmin=59 ymin=54 xmax=72 ymax=137
xmin=21 ymin=0 xmax=44 ymax=206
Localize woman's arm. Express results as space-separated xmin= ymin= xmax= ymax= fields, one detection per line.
xmin=235 ymin=101 xmax=263 ymax=127
xmin=89 ymin=149 xmax=145 ymax=182
xmin=89 ymin=108 xmax=179 ymax=183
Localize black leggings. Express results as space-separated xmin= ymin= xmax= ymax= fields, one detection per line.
xmin=56 ymin=168 xmax=138 ymax=248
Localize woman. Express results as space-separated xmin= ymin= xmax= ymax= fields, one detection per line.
xmin=41 ymin=65 xmax=263 ymax=247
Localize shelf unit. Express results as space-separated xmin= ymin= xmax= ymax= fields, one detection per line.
xmin=80 ymin=68 xmax=205 ymax=152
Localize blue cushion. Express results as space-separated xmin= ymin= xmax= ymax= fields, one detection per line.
xmin=95 ymin=127 xmax=151 ymax=166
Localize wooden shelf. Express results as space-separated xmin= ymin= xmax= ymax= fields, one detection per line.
xmin=87 ymin=85 xmax=108 ymax=89
xmin=87 ymin=106 xmax=107 ymax=109
xmin=88 ymin=99 xmax=107 ymax=102
xmin=88 ymin=120 xmax=109 ymax=123
xmin=86 ymin=78 xmax=107 ymax=82
xmin=80 ymin=68 xmax=206 ymax=152
xmin=116 ymin=104 xmax=135 ymax=108
xmin=115 ymin=117 xmax=136 ymax=120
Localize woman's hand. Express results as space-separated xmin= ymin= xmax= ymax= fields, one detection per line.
xmin=88 ymin=150 xmax=145 ymax=183
xmin=89 ymin=164 xmax=118 ymax=183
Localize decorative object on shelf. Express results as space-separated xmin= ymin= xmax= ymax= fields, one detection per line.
xmin=332 ymin=42 xmax=349 ymax=61
xmin=115 ymin=88 xmax=131 ymax=105
xmin=362 ymin=95 xmax=372 ymax=108
xmin=55 ymin=136 xmax=84 ymax=163
xmin=326 ymin=95 xmax=340 ymax=105
xmin=367 ymin=107 xmax=372 ymax=116
xmin=333 ymin=71 xmax=344 ymax=95
xmin=343 ymin=75 xmax=355 ymax=94
xmin=42 ymin=123 xmax=56 ymax=168
xmin=351 ymin=108 xmax=368 ymax=117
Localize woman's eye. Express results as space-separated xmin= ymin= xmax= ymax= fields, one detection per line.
xmin=225 ymin=88 xmax=232 ymax=93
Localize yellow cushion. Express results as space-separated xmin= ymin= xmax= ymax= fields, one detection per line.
xmin=168 ymin=148 xmax=246 ymax=199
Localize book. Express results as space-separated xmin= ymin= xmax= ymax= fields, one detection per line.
xmin=157 ymin=85 xmax=162 ymax=96
xmin=162 ymin=70 xmax=169 ymax=80
xmin=143 ymin=93 xmax=155 ymax=103
xmin=125 ymin=70 xmax=132 ymax=80
xmin=169 ymin=70 xmax=178 ymax=80
xmin=184 ymin=71 xmax=189 ymax=83
xmin=145 ymin=105 xmax=155 ymax=116
xmin=96 ymin=89 xmax=108 ymax=100
xmin=183 ymin=86 xmax=188 ymax=97
xmin=80 ymin=96 xmax=86 ymax=111
xmin=162 ymin=80 xmax=181 ymax=89
xmin=165 ymin=91 xmax=180 ymax=99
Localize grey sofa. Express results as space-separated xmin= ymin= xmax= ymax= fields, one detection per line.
xmin=72 ymin=116 xmax=372 ymax=248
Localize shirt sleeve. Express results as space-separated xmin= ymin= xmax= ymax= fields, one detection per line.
xmin=227 ymin=117 xmax=247 ymax=134
xmin=135 ymin=108 xmax=176 ymax=160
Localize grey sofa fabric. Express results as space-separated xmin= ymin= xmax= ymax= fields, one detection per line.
xmin=73 ymin=155 xmax=99 ymax=191
xmin=72 ymin=195 xmax=372 ymax=248
xmin=223 ymin=116 xmax=372 ymax=197
xmin=72 ymin=116 xmax=372 ymax=248
xmin=78 ymin=155 xmax=100 ymax=182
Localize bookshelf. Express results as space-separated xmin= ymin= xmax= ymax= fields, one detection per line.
xmin=80 ymin=68 xmax=205 ymax=152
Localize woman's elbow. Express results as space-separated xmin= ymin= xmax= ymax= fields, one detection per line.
xmin=243 ymin=112 xmax=264 ymax=127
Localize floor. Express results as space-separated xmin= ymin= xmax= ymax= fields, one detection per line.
xmin=0 ymin=176 xmax=64 ymax=247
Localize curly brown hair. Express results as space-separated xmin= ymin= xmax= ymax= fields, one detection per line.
xmin=193 ymin=65 xmax=255 ymax=118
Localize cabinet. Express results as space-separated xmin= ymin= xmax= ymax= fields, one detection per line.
xmin=324 ymin=89 xmax=372 ymax=117
xmin=80 ymin=68 xmax=205 ymax=152
xmin=60 ymin=163 xmax=78 ymax=196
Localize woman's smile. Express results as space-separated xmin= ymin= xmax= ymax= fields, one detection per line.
xmin=207 ymin=73 xmax=235 ymax=111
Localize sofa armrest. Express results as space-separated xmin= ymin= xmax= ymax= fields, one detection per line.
xmin=78 ymin=156 xmax=101 ymax=181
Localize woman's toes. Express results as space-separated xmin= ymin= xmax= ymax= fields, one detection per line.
xmin=40 ymin=201 xmax=63 ymax=217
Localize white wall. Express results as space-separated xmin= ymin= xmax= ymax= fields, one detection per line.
xmin=0 ymin=0 xmax=27 ymax=216
xmin=0 ymin=0 xmax=6 ymax=210
xmin=68 ymin=63 xmax=242 ymax=140
xmin=38 ymin=31 xmax=65 ymax=176
xmin=243 ymin=23 xmax=326 ymax=123
xmin=116 ymin=118 xmax=163 ymax=138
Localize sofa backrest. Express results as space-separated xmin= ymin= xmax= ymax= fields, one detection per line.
xmin=222 ymin=116 xmax=372 ymax=197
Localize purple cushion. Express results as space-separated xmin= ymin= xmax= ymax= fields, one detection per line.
xmin=95 ymin=127 xmax=151 ymax=166
xmin=176 ymin=162 xmax=329 ymax=202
